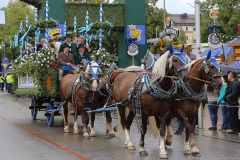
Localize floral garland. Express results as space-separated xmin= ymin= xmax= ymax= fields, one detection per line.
xmin=92 ymin=48 xmax=111 ymax=75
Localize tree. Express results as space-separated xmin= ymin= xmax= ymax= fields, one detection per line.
xmin=0 ymin=0 xmax=34 ymax=61
xmin=200 ymin=0 xmax=240 ymax=43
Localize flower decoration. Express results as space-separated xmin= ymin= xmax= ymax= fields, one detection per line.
xmin=92 ymin=48 xmax=111 ymax=75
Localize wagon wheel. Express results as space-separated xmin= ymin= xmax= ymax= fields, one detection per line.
xmin=46 ymin=103 xmax=54 ymax=127
xmin=30 ymin=98 xmax=37 ymax=120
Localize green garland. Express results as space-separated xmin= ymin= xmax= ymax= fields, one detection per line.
xmin=65 ymin=3 xmax=126 ymax=29
xmin=12 ymin=48 xmax=58 ymax=97
xmin=35 ymin=20 xmax=58 ymax=31
xmin=20 ymin=0 xmax=43 ymax=9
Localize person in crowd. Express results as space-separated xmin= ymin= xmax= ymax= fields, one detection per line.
xmin=57 ymin=44 xmax=75 ymax=79
xmin=37 ymin=38 xmax=45 ymax=52
xmin=77 ymin=36 xmax=93 ymax=54
xmin=217 ymin=76 xmax=229 ymax=131
xmin=0 ymin=74 xmax=5 ymax=91
xmin=72 ymin=36 xmax=78 ymax=44
xmin=58 ymin=33 xmax=77 ymax=55
xmin=74 ymin=44 xmax=91 ymax=65
xmin=225 ymin=72 xmax=240 ymax=134
xmin=207 ymin=85 xmax=219 ymax=130
xmin=6 ymin=73 xmax=13 ymax=94
xmin=48 ymin=39 xmax=61 ymax=61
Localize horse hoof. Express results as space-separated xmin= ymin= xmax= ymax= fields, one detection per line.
xmin=90 ymin=133 xmax=96 ymax=137
xmin=64 ymin=129 xmax=70 ymax=133
xmin=165 ymin=141 xmax=172 ymax=146
xmin=160 ymin=154 xmax=168 ymax=159
xmin=128 ymin=146 xmax=136 ymax=151
xmin=109 ymin=134 xmax=115 ymax=137
xmin=74 ymin=130 xmax=79 ymax=135
xmin=83 ymin=136 xmax=90 ymax=140
xmin=183 ymin=150 xmax=192 ymax=155
xmin=192 ymin=152 xmax=201 ymax=157
xmin=139 ymin=151 xmax=148 ymax=156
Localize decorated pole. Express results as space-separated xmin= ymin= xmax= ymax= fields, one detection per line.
xmin=85 ymin=11 xmax=89 ymax=45
xmin=99 ymin=4 xmax=103 ymax=50
xmin=26 ymin=15 xmax=29 ymax=54
xmin=64 ymin=21 xmax=66 ymax=36
xmin=74 ymin=16 xmax=77 ymax=33
xmin=34 ymin=8 xmax=38 ymax=52
xmin=45 ymin=0 xmax=49 ymax=48
xmin=20 ymin=21 xmax=23 ymax=56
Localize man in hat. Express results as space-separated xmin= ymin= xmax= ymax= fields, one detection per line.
xmin=58 ymin=32 xmax=77 ymax=55
xmin=74 ymin=44 xmax=91 ymax=65
xmin=77 ymin=36 xmax=93 ymax=54
xmin=57 ymin=44 xmax=75 ymax=77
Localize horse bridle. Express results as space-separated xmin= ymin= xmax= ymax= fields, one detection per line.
xmin=202 ymin=60 xmax=222 ymax=85
xmin=167 ymin=55 xmax=188 ymax=83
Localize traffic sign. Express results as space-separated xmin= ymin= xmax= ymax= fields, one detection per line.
xmin=1 ymin=62 xmax=8 ymax=69
xmin=2 ymin=57 xmax=8 ymax=63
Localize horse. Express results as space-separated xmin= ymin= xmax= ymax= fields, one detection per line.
xmin=59 ymin=60 xmax=115 ymax=139
xmin=150 ymin=50 xmax=223 ymax=158
xmin=111 ymin=44 xmax=190 ymax=159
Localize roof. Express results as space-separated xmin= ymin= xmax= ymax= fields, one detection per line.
xmin=228 ymin=38 xmax=240 ymax=47
xmin=170 ymin=13 xmax=195 ymax=26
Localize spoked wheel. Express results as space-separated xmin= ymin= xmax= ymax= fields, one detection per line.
xmin=46 ymin=103 xmax=54 ymax=127
xmin=30 ymin=98 xmax=37 ymax=120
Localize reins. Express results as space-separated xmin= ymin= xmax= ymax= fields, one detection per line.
xmin=189 ymin=75 xmax=211 ymax=84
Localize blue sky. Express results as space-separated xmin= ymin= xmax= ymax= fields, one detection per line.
xmin=0 ymin=0 xmax=204 ymax=14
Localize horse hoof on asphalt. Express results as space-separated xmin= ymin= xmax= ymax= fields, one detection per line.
xmin=183 ymin=150 xmax=192 ymax=155
xmin=90 ymin=133 xmax=96 ymax=137
xmin=192 ymin=152 xmax=201 ymax=157
xmin=139 ymin=151 xmax=148 ymax=156
xmin=64 ymin=129 xmax=70 ymax=133
xmin=128 ymin=146 xmax=136 ymax=151
xmin=165 ymin=141 xmax=172 ymax=146
xmin=109 ymin=134 xmax=115 ymax=137
xmin=160 ymin=154 xmax=168 ymax=159
xmin=74 ymin=130 xmax=79 ymax=134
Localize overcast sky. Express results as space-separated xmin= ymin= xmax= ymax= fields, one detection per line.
xmin=0 ymin=0 xmax=205 ymax=14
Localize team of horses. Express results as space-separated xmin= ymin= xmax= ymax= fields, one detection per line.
xmin=59 ymin=44 xmax=223 ymax=159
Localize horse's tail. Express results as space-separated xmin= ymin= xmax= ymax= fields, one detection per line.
xmin=149 ymin=116 xmax=159 ymax=139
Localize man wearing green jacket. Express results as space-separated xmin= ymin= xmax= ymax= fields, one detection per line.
xmin=74 ymin=44 xmax=91 ymax=65
xmin=58 ymin=33 xmax=77 ymax=55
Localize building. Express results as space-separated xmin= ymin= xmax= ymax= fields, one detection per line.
xmin=170 ymin=13 xmax=195 ymax=44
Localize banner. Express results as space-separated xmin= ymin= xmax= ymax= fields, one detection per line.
xmin=18 ymin=76 xmax=37 ymax=88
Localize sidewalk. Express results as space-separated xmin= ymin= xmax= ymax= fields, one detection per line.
xmin=172 ymin=105 xmax=240 ymax=143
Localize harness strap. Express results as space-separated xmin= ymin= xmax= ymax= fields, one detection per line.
xmin=189 ymin=75 xmax=211 ymax=84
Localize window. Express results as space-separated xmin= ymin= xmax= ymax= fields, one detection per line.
xmin=186 ymin=36 xmax=188 ymax=40
xmin=186 ymin=27 xmax=188 ymax=31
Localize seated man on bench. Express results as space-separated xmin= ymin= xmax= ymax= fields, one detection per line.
xmin=57 ymin=44 xmax=76 ymax=80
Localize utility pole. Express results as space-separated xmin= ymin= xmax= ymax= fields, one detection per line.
xmin=195 ymin=0 xmax=203 ymax=129
xmin=4 ymin=26 xmax=6 ymax=58
xmin=163 ymin=0 xmax=166 ymax=29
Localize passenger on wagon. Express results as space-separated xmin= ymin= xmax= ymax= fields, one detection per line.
xmin=74 ymin=44 xmax=91 ymax=65
xmin=57 ymin=44 xmax=75 ymax=79
xmin=58 ymin=33 xmax=77 ymax=55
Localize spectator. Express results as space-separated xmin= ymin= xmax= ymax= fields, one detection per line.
xmin=72 ymin=36 xmax=78 ymax=44
xmin=48 ymin=39 xmax=61 ymax=61
xmin=58 ymin=33 xmax=77 ymax=55
xmin=0 ymin=74 xmax=4 ymax=91
xmin=207 ymin=85 xmax=219 ymax=130
xmin=37 ymin=38 xmax=45 ymax=52
xmin=77 ymin=36 xmax=93 ymax=54
xmin=217 ymin=76 xmax=229 ymax=131
xmin=6 ymin=73 xmax=13 ymax=94
xmin=225 ymin=72 xmax=240 ymax=134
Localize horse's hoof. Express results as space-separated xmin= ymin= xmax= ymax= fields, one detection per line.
xmin=165 ymin=141 xmax=172 ymax=146
xmin=74 ymin=130 xmax=79 ymax=135
xmin=183 ymin=150 xmax=192 ymax=155
xmin=160 ymin=154 xmax=168 ymax=159
xmin=109 ymin=134 xmax=115 ymax=137
xmin=128 ymin=146 xmax=136 ymax=151
xmin=139 ymin=151 xmax=148 ymax=156
xmin=64 ymin=129 xmax=70 ymax=133
xmin=83 ymin=136 xmax=90 ymax=140
xmin=192 ymin=152 xmax=201 ymax=157
xmin=90 ymin=133 xmax=96 ymax=137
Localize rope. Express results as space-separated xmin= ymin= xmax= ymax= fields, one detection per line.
xmin=189 ymin=75 xmax=211 ymax=84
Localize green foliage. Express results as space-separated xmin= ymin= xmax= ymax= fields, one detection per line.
xmin=19 ymin=0 xmax=42 ymax=9
xmin=175 ymin=28 xmax=187 ymax=44
xmin=200 ymin=0 xmax=240 ymax=43
xmin=35 ymin=19 xmax=58 ymax=32
xmin=65 ymin=3 xmax=126 ymax=28
xmin=12 ymin=48 xmax=58 ymax=97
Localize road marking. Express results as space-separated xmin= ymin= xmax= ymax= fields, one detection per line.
xmin=0 ymin=116 xmax=88 ymax=160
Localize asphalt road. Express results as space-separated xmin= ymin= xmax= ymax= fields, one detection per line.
xmin=0 ymin=91 xmax=240 ymax=160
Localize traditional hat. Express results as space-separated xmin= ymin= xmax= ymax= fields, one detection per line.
xmin=77 ymin=44 xmax=86 ymax=49
xmin=62 ymin=43 xmax=70 ymax=49
xmin=65 ymin=32 xmax=73 ymax=38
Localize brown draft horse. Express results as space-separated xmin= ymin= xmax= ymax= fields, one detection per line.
xmin=151 ymin=50 xmax=223 ymax=158
xmin=59 ymin=60 xmax=115 ymax=139
xmin=112 ymin=48 xmax=189 ymax=159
